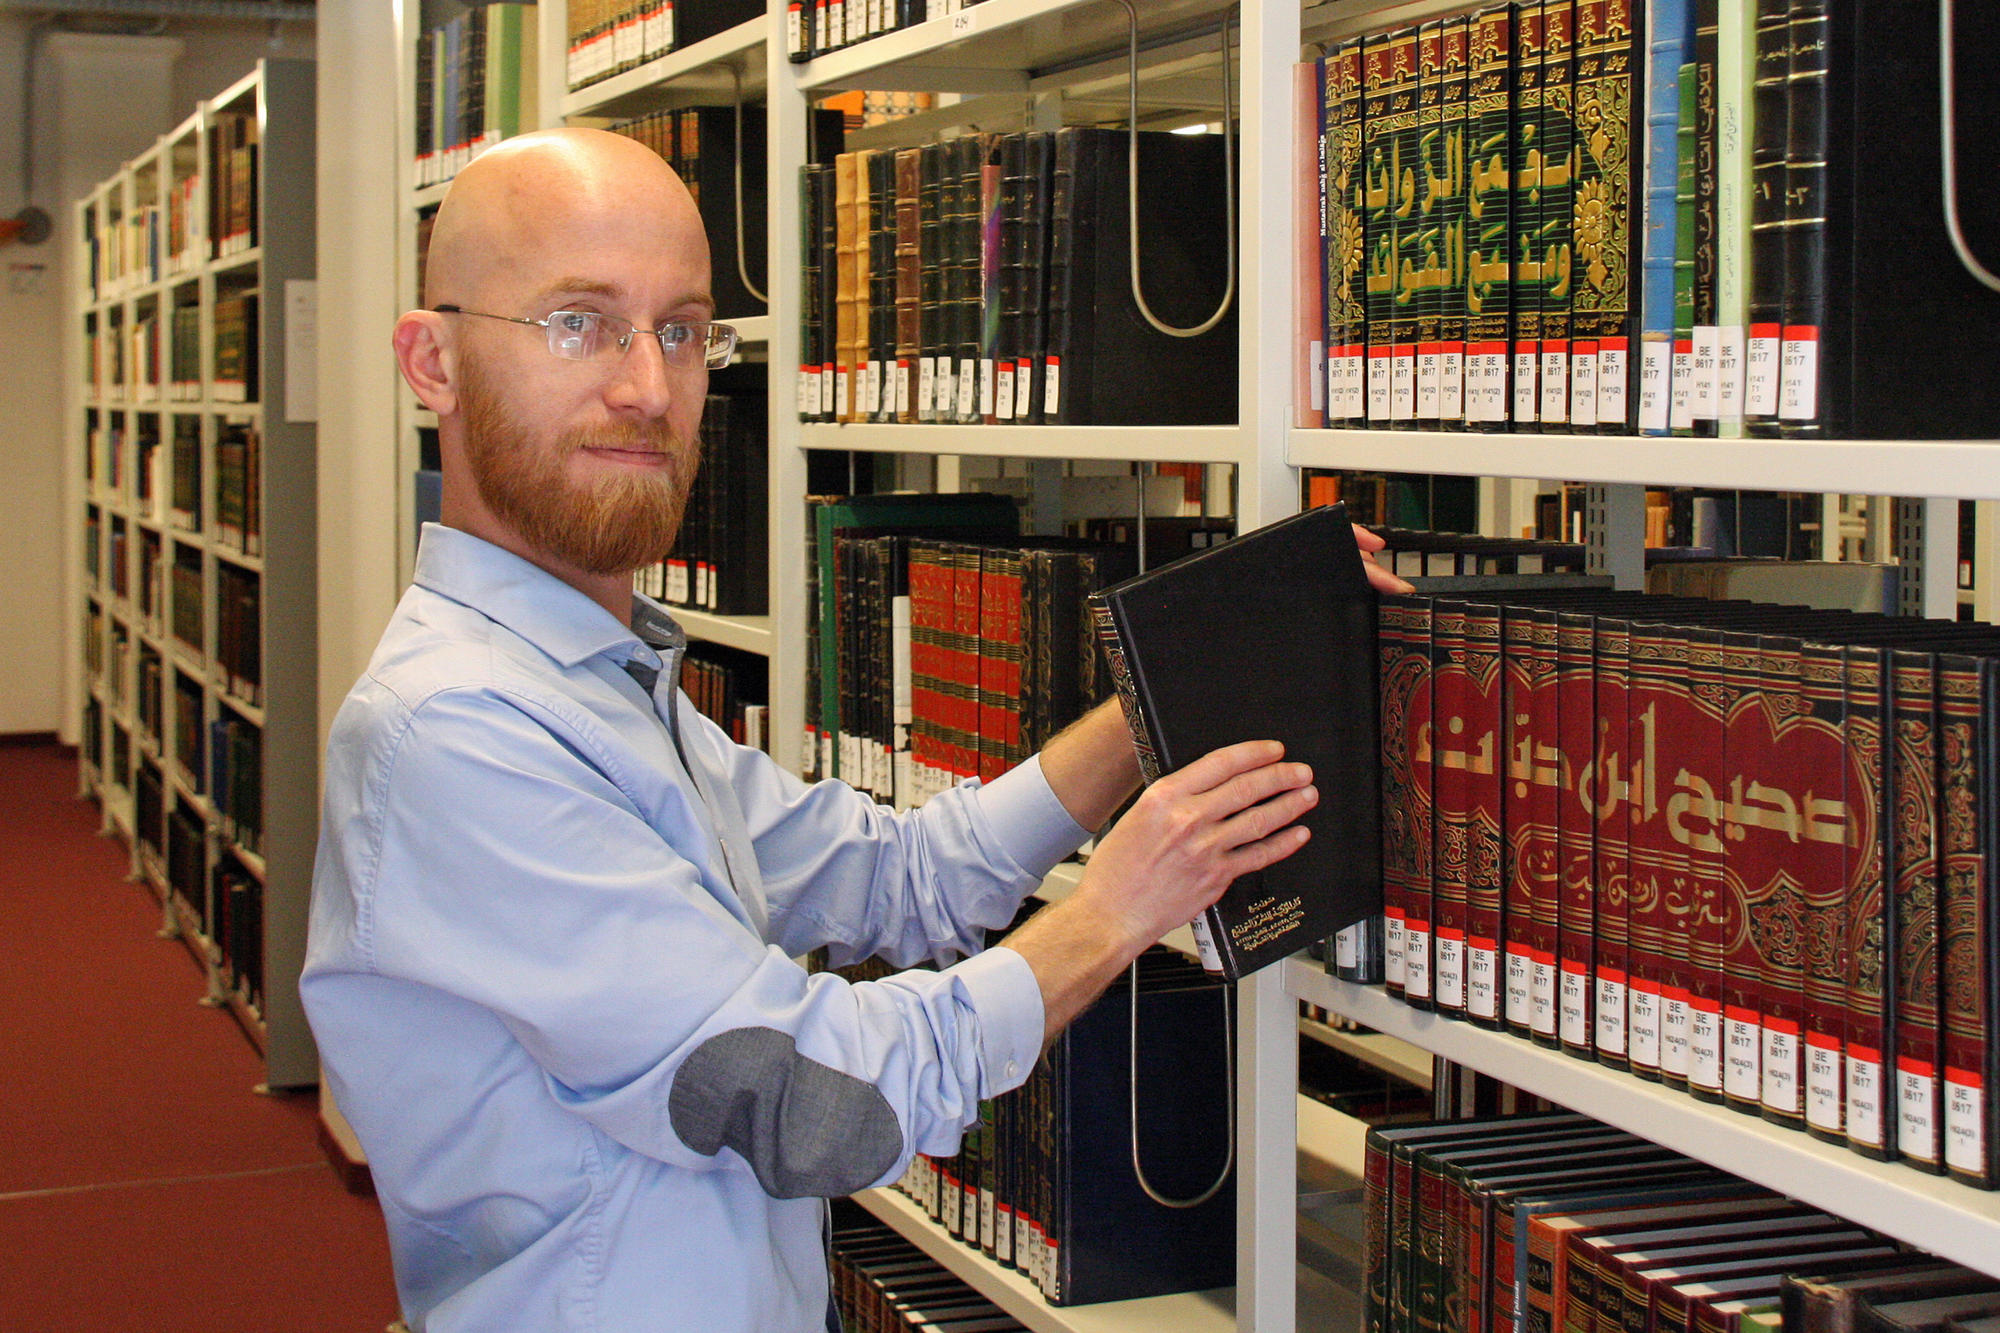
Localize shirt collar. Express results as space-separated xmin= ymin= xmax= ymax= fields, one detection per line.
xmin=412 ymin=523 xmax=667 ymax=671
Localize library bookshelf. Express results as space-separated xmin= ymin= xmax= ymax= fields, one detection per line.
xmin=362 ymin=0 xmax=2000 ymax=1328
xmin=71 ymin=59 xmax=318 ymax=1091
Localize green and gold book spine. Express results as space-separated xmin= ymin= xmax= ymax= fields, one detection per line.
xmin=1570 ymin=0 xmax=1642 ymax=433
xmin=1535 ymin=0 xmax=1577 ymax=431
xmin=1466 ymin=4 xmax=1519 ymax=431
xmin=1415 ymin=21 xmax=1448 ymax=428
xmin=1387 ymin=25 xmax=1426 ymax=427
xmin=1362 ymin=31 xmax=1404 ymax=426
xmin=1509 ymin=3 xmax=1548 ymax=428
xmin=1326 ymin=39 xmax=1367 ymax=425
xmin=1438 ymin=16 xmax=1473 ymax=429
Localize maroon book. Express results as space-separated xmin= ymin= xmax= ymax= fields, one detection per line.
xmin=1892 ymin=649 xmax=1944 ymax=1174
xmin=1592 ymin=614 xmax=1634 ymax=1069
xmin=1431 ymin=599 xmax=1473 ymax=1016
xmin=1552 ymin=610 xmax=1595 ymax=1050
xmin=1502 ymin=602 xmax=1545 ymax=1034
xmin=1683 ymin=625 xmax=1731 ymax=1103
xmin=1934 ymin=652 xmax=1995 ymax=1188
xmin=1718 ymin=628 xmax=1776 ymax=1116
xmin=1379 ymin=594 xmax=1436 ymax=1005
xmin=1843 ymin=643 xmax=1894 ymax=1159
xmin=1463 ymin=599 xmax=1507 ymax=1025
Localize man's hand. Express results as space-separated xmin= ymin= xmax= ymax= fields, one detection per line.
xmin=1355 ymin=523 xmax=1415 ymax=595
xmin=1000 ymin=740 xmax=1317 ymax=1046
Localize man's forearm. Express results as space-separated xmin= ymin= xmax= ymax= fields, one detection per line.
xmin=1036 ymin=697 xmax=1143 ymax=832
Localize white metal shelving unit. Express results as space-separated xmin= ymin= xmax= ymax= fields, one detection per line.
xmin=71 ymin=59 xmax=319 ymax=1091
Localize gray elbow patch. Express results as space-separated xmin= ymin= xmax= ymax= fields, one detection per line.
xmin=669 ymin=1027 xmax=903 ymax=1199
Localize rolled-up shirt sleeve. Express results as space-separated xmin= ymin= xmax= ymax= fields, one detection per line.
xmin=352 ymin=683 xmax=1067 ymax=1198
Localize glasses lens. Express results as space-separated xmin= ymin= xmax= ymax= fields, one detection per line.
xmin=655 ymin=321 xmax=702 ymax=365
xmin=546 ymin=311 xmax=624 ymax=361
xmin=703 ymin=324 xmax=738 ymax=369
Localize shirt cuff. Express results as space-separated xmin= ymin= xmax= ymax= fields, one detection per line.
xmin=948 ymin=945 xmax=1045 ymax=1099
xmin=970 ymin=753 xmax=1093 ymax=884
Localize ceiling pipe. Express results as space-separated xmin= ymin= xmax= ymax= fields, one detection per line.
xmin=0 ymin=0 xmax=313 ymax=21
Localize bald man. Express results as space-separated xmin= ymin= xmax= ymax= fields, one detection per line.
xmin=303 ymin=130 xmax=1398 ymax=1331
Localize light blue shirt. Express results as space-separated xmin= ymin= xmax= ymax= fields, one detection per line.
xmin=303 ymin=525 xmax=1089 ymax=1331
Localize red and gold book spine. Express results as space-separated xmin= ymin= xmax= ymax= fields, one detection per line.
xmin=1504 ymin=603 xmax=1553 ymax=1035
xmin=1363 ymin=1132 xmax=1393 ymax=1333
xmin=1516 ymin=607 xmax=1562 ymax=1036
xmin=1431 ymin=600 xmax=1473 ymax=1017
xmin=1592 ymin=615 xmax=1634 ymax=1069
xmin=1622 ymin=617 xmax=1674 ymax=1082
xmin=1935 ymin=653 xmax=1994 ymax=1187
xmin=1555 ymin=610 xmax=1598 ymax=1052
xmin=1719 ymin=630 xmax=1774 ymax=1116
xmin=1380 ymin=595 xmax=1437 ymax=1002
xmin=976 ymin=549 xmax=1023 ymax=784
xmin=1798 ymin=639 xmax=1853 ymax=1142
xmin=1892 ymin=650 xmax=1944 ymax=1173
xmin=1842 ymin=643 xmax=1893 ymax=1159
xmin=1682 ymin=626 xmax=1731 ymax=1103
xmin=1464 ymin=600 xmax=1508 ymax=1025
xmin=949 ymin=544 xmax=982 ymax=784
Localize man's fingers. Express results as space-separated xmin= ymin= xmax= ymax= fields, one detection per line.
xmin=1216 ymin=782 xmax=1319 ymax=850
xmin=1167 ymin=739 xmax=1295 ymax=797
xmin=1222 ymin=822 xmax=1314 ymax=881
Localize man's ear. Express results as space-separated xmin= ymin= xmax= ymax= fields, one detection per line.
xmin=394 ymin=310 xmax=458 ymax=415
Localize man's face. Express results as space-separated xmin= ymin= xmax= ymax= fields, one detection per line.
xmin=452 ymin=195 xmax=713 ymax=579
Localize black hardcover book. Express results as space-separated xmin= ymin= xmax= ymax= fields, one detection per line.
xmin=1045 ymin=126 xmax=1238 ymax=425
xmin=1087 ymin=504 xmax=1382 ymax=979
xmin=917 ymin=141 xmax=947 ymax=421
xmin=678 ymin=0 xmax=763 ymax=46
xmin=1018 ymin=130 xmax=1054 ymax=424
xmin=1787 ymin=0 xmax=2000 ymax=437
xmin=1743 ymin=0 xmax=1790 ymax=436
xmin=816 ymin=160 xmax=840 ymax=422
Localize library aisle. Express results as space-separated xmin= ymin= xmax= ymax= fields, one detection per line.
xmin=0 ymin=739 xmax=397 ymax=1331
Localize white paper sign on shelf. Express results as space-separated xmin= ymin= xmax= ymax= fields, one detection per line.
xmin=284 ymin=279 xmax=319 ymax=423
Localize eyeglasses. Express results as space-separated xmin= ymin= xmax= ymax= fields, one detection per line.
xmin=433 ymin=305 xmax=739 ymax=370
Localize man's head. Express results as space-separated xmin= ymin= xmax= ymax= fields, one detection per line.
xmin=393 ymin=128 xmax=715 ymax=593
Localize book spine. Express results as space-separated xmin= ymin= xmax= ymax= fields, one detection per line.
xmin=1365 ymin=1132 xmax=1394 ymax=1333
xmin=1743 ymin=0 xmax=1790 ymax=434
xmin=1892 ymin=650 xmax=1943 ymax=1173
xmin=1432 ymin=599 xmax=1473 ymax=1016
xmin=1514 ymin=606 xmax=1563 ymax=1035
xmin=978 ymin=139 xmax=1003 ymax=424
xmin=1656 ymin=623 xmax=1698 ymax=1089
xmin=1536 ymin=0 xmax=1577 ymax=432
xmin=1669 ymin=62 xmax=1699 ymax=435
xmin=1414 ymin=22 xmax=1447 ymax=429
xmin=1713 ymin=0 xmax=1755 ymax=435
xmin=1777 ymin=0 xmax=1828 ymax=436
xmin=1794 ymin=640 xmax=1851 ymax=1140
xmin=1683 ymin=626 xmax=1730 ymax=1103
xmin=1568 ymin=0 xmax=1640 ymax=433
xmin=1380 ymin=595 xmax=1433 ymax=999
xmin=1466 ymin=5 xmax=1518 ymax=431
xmin=1720 ymin=631 xmax=1775 ymax=1113
xmin=1688 ymin=0 xmax=1722 ymax=435
xmin=1299 ymin=58 xmax=1327 ymax=430
xmin=1510 ymin=4 xmax=1548 ymax=428
xmin=1464 ymin=599 xmax=1507 ymax=1024
xmin=1555 ymin=610 xmax=1597 ymax=1052
xmin=1439 ymin=17 xmax=1472 ymax=430
xmin=1593 ymin=616 xmax=1633 ymax=1068
xmin=1327 ymin=39 xmax=1368 ymax=425
xmin=895 ymin=147 xmax=922 ymax=422
xmin=1844 ymin=643 xmax=1895 ymax=1160
xmin=1623 ymin=619 xmax=1670 ymax=1080
xmin=1390 ymin=26 xmax=1425 ymax=427
xmin=1362 ymin=32 xmax=1405 ymax=426
xmin=1936 ymin=655 xmax=1993 ymax=1187
xmin=1502 ymin=602 xmax=1546 ymax=1034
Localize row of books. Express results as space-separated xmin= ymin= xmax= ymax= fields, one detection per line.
xmin=1366 ymin=1109 xmax=2000 ymax=1333
xmin=210 ymin=712 xmax=262 ymax=856
xmin=413 ymin=3 xmax=538 ymax=189
xmin=681 ymin=645 xmax=770 ymax=754
xmin=83 ymin=174 xmax=198 ymax=298
xmin=564 ymin=0 xmax=763 ymax=90
xmin=210 ymin=856 xmax=264 ymax=1015
xmin=137 ymin=532 xmax=164 ymax=633
xmin=172 ymin=416 xmax=199 ymax=530
xmin=170 ymin=544 xmax=202 ymax=655
xmin=801 ymin=492 xmax=1235 ymax=805
xmin=213 ymin=421 xmax=262 ymax=556
xmin=1375 ymin=584 xmax=2000 ymax=1188
xmin=211 ymin=293 xmax=257 ymax=403
xmin=829 ymin=1208 xmax=1026 ymax=1331
xmin=787 ymin=0 xmax=984 ymax=64
xmin=208 ymin=110 xmax=258 ymax=258
xmin=866 ymin=940 xmax=1236 ymax=1307
xmin=630 ymin=392 xmax=768 ymax=615
xmin=214 ymin=563 xmax=260 ymax=708
xmin=1299 ymin=1 xmax=2000 ymax=439
xmin=798 ymin=126 xmax=1235 ymax=427
xmin=171 ymin=666 xmax=203 ymax=792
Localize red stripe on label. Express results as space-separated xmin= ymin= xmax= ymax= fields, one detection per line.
xmin=1597 ymin=968 xmax=1627 ymax=986
xmin=1782 ymin=325 xmax=1820 ymax=343
xmin=1764 ymin=1016 xmax=1801 ymax=1035
xmin=1438 ymin=927 xmax=1466 ymax=942
xmin=1726 ymin=1005 xmax=1761 ymax=1025
xmin=1748 ymin=322 xmax=1781 ymax=338
xmin=1470 ymin=936 xmax=1499 ymax=952
xmin=1690 ymin=996 xmax=1721 ymax=1014
xmin=1806 ymin=1030 xmax=1841 ymax=1050
xmin=1599 ymin=337 xmax=1629 ymax=353
xmin=1947 ymin=1067 xmax=1985 ymax=1090
xmin=1849 ymin=1044 xmax=1882 ymax=1063
xmin=1898 ymin=1055 xmax=1937 ymax=1079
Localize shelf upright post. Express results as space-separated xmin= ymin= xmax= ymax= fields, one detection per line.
xmin=1239 ymin=0 xmax=1300 ymax=1328
xmin=768 ymin=0 xmax=811 ymax=777
xmin=1585 ymin=482 xmax=1646 ymax=589
xmin=1896 ymin=496 xmax=1959 ymax=619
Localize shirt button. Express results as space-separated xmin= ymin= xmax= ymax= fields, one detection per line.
xmin=1006 ymin=1061 xmax=1019 ymax=1079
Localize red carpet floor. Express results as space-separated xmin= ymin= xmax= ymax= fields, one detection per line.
xmin=0 ymin=739 xmax=400 ymax=1331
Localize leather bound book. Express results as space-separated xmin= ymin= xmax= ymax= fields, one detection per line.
xmin=1535 ymin=0 xmax=1577 ymax=433
xmin=1326 ymin=37 xmax=1369 ymax=425
xmin=1386 ymin=25 xmax=1424 ymax=428
xmin=977 ymin=138 xmax=1002 ymax=425
xmin=1891 ymin=649 xmax=1944 ymax=1173
xmin=1554 ymin=609 xmax=1598 ymax=1052
xmin=817 ymin=161 xmax=840 ymax=419
xmin=1298 ymin=58 xmax=1328 ymax=429
xmin=1016 ymin=131 xmax=1053 ymax=424
xmin=1414 ymin=22 xmax=1447 ymax=428
xmin=1362 ymin=31 xmax=1403 ymax=426
xmin=1438 ymin=15 xmax=1473 ymax=430
xmin=1843 ymin=641 xmax=1896 ymax=1160
xmin=1689 ymin=0 xmax=1721 ymax=435
xmin=1465 ymin=5 xmax=1518 ymax=431
xmin=1571 ymin=0 xmax=1643 ymax=433
xmin=1776 ymin=0 xmax=1828 ymax=436
xmin=1500 ymin=602 xmax=1546 ymax=1031
xmin=894 ymin=146 xmax=922 ymax=422
xmin=1088 ymin=504 xmax=1382 ymax=979
xmin=1462 ymin=598 xmax=1507 ymax=1026
xmin=1431 ymin=598 xmax=1473 ymax=1017
xmin=1508 ymin=4 xmax=1550 ymax=428
xmin=1592 ymin=613 xmax=1634 ymax=1067
xmin=1795 ymin=638 xmax=1852 ymax=1138
xmin=1934 ymin=653 xmax=1997 ymax=1188
xmin=1717 ymin=633 xmax=1788 ymax=1121
xmin=917 ymin=142 xmax=946 ymax=421
xmin=1743 ymin=0 xmax=1790 ymax=435
xmin=1684 ymin=624 xmax=1730 ymax=1103
xmin=1782 ymin=1263 xmax=1990 ymax=1333
xmin=1042 ymin=126 xmax=1237 ymax=425
xmin=1380 ymin=593 xmax=1436 ymax=1001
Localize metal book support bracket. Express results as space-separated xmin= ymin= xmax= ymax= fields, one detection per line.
xmin=1116 ymin=0 xmax=1239 ymax=339
xmin=1129 ymin=956 xmax=1236 ymax=1210
xmin=730 ymin=64 xmax=770 ymax=307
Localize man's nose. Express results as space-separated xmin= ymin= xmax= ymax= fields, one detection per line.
xmin=603 ymin=330 xmax=682 ymax=416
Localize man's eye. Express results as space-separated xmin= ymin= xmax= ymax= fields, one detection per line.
xmin=554 ymin=312 xmax=594 ymax=334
